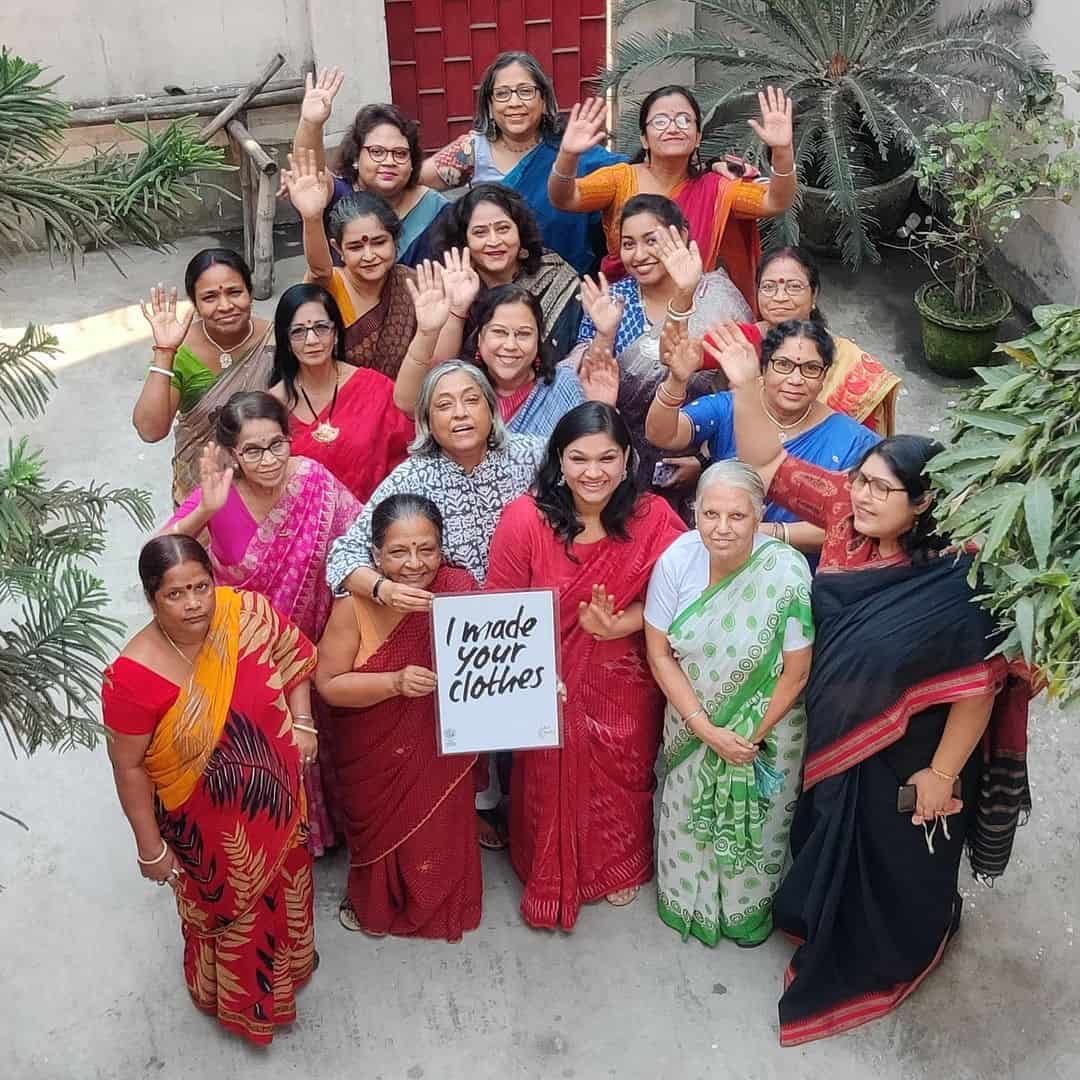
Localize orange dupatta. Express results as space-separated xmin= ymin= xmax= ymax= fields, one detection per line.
xmin=143 ymin=586 xmax=242 ymax=812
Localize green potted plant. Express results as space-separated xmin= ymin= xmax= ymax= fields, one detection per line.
xmin=911 ymin=75 xmax=1080 ymax=376
xmin=606 ymin=0 xmax=1046 ymax=266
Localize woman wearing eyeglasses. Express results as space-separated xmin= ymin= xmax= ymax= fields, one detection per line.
xmin=419 ymin=51 xmax=626 ymax=274
xmin=292 ymin=71 xmax=447 ymax=267
xmin=550 ymin=85 xmax=797 ymax=309
xmin=165 ymin=390 xmax=362 ymax=855
xmin=646 ymin=317 xmax=879 ymax=560
xmin=268 ymin=283 xmax=413 ymax=502
xmin=283 ymin=150 xmax=420 ymax=379
xmin=698 ymin=328 xmax=1035 ymax=1044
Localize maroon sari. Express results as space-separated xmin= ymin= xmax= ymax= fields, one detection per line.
xmin=487 ymin=494 xmax=685 ymax=929
xmin=333 ymin=565 xmax=482 ymax=941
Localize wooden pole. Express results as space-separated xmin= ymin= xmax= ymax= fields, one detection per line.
xmin=68 ymin=86 xmax=302 ymax=128
xmin=252 ymin=168 xmax=277 ymax=299
xmin=199 ymin=53 xmax=286 ymax=140
xmin=232 ymin=117 xmax=255 ymax=268
xmin=225 ymin=117 xmax=278 ymax=175
xmin=66 ymin=79 xmax=302 ymax=112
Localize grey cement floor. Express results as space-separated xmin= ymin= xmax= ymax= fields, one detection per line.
xmin=1 ymin=237 xmax=1077 ymax=1080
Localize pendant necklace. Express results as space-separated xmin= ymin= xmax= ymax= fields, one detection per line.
xmin=202 ymin=318 xmax=255 ymax=370
xmin=157 ymin=621 xmax=196 ymax=665
xmin=760 ymin=386 xmax=814 ymax=444
xmin=300 ymin=365 xmax=340 ymax=444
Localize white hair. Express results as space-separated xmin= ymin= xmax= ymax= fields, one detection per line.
xmin=409 ymin=360 xmax=509 ymax=456
xmin=695 ymin=459 xmax=766 ymax=519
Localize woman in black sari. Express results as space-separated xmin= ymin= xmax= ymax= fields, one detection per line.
xmin=700 ymin=323 xmax=1036 ymax=1045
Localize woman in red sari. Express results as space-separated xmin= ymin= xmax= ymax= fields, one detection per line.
xmin=487 ymin=402 xmax=684 ymax=929
xmin=316 ymin=493 xmax=482 ymax=940
xmin=268 ymin=282 xmax=413 ymax=501
xmin=102 ymin=536 xmax=318 ymax=1046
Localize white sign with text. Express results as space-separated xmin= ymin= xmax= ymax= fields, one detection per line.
xmin=431 ymin=589 xmax=562 ymax=755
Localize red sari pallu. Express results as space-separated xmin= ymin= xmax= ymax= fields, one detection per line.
xmin=486 ymin=494 xmax=685 ymax=930
xmin=101 ymin=588 xmax=318 ymax=1046
xmin=333 ymin=565 xmax=483 ymax=940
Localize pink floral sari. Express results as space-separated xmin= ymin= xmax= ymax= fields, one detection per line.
xmin=168 ymin=456 xmax=362 ymax=854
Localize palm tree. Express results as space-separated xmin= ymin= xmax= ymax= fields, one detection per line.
xmin=606 ymin=0 xmax=1049 ymax=265
xmin=0 ymin=49 xmax=228 ymax=768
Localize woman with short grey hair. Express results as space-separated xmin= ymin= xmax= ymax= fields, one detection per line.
xmin=644 ymin=458 xmax=815 ymax=948
xmin=327 ymin=361 xmax=538 ymax=600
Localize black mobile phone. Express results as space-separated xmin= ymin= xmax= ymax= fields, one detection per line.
xmin=897 ymin=778 xmax=962 ymax=813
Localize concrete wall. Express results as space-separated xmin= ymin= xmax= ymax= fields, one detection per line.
xmin=0 ymin=0 xmax=391 ymax=232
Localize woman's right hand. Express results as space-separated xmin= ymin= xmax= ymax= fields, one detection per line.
xmin=654 ymin=226 xmax=704 ymax=296
xmin=580 ymin=273 xmax=625 ymax=340
xmin=406 ymin=260 xmax=451 ymax=335
xmin=561 ymin=98 xmax=608 ymax=156
xmin=395 ymin=665 xmax=437 ymax=698
xmin=378 ymin=579 xmax=435 ymax=613
xmin=300 ymin=67 xmax=344 ymax=127
xmin=138 ymin=842 xmax=182 ymax=887
xmin=703 ymin=726 xmax=758 ymax=766
xmin=198 ymin=442 xmax=234 ymax=513
xmin=702 ymin=321 xmax=760 ymax=389
xmin=665 ymin=333 xmax=705 ymax=385
xmin=282 ymin=149 xmax=333 ymax=220
xmin=440 ymin=248 xmax=481 ymax=316
xmin=140 ymin=284 xmax=194 ymax=353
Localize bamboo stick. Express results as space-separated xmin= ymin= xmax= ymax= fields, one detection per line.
xmin=199 ymin=53 xmax=286 ymax=140
xmin=252 ymin=168 xmax=277 ymax=299
xmin=233 ymin=122 xmax=255 ymax=268
xmin=225 ymin=117 xmax=277 ymax=175
xmin=66 ymin=79 xmax=303 ymax=113
xmin=67 ymin=87 xmax=302 ymax=128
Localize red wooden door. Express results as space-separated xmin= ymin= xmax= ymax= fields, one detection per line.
xmin=384 ymin=0 xmax=608 ymax=150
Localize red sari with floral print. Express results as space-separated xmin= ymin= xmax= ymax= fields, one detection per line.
xmin=102 ymin=588 xmax=317 ymax=1046
xmin=487 ymin=494 xmax=685 ymax=930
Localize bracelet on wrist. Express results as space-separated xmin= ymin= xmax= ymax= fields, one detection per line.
xmin=682 ymin=707 xmax=706 ymax=725
xmin=449 ymin=309 xmax=468 ymax=321
xmin=371 ymin=574 xmax=387 ymax=604
xmin=656 ymin=382 xmax=687 ymax=408
xmin=152 ymin=345 xmax=178 ymax=355
xmin=930 ymin=764 xmax=959 ymax=782
xmin=769 ymin=165 xmax=796 ymax=178
xmin=136 ymin=839 xmax=169 ymax=866
xmin=147 ymin=365 xmax=175 ymax=379
xmin=293 ymin=722 xmax=319 ymax=736
xmin=551 ymin=165 xmax=575 ymax=182
xmin=666 ymin=301 xmax=696 ymax=321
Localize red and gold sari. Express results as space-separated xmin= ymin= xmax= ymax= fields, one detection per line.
xmin=487 ymin=494 xmax=685 ymax=930
xmin=333 ymin=564 xmax=483 ymax=940
xmin=102 ymin=588 xmax=317 ymax=1046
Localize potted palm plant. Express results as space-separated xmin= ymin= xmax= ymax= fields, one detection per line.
xmin=910 ymin=75 xmax=1080 ymax=376
xmin=606 ymin=0 xmax=1046 ymax=266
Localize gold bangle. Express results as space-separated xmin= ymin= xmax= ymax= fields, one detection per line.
xmin=656 ymin=383 xmax=686 ymax=408
xmin=551 ymin=164 xmax=575 ymax=181
xmin=770 ymin=165 xmax=796 ymax=178
xmin=930 ymin=764 xmax=958 ymax=782
xmin=136 ymin=839 xmax=169 ymax=865
xmin=293 ymin=722 xmax=319 ymax=735
xmin=682 ymin=707 xmax=706 ymax=725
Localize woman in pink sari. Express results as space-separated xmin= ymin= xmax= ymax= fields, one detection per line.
xmin=487 ymin=402 xmax=684 ymax=930
xmin=166 ymin=390 xmax=361 ymax=854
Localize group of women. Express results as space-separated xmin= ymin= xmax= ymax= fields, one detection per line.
xmin=107 ymin=50 xmax=1033 ymax=1053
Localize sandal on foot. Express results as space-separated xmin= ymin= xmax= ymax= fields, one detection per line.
xmin=477 ymin=808 xmax=508 ymax=851
xmin=606 ymin=886 xmax=640 ymax=907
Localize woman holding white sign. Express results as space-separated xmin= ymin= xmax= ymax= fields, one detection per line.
xmin=643 ymin=460 xmax=814 ymax=949
xmin=487 ymin=402 xmax=685 ymax=929
xmin=316 ymin=493 xmax=483 ymax=940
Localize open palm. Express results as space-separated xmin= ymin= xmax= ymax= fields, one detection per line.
xmin=654 ymin=226 xmax=703 ymax=294
xmin=140 ymin=284 xmax=194 ymax=351
xmin=407 ymin=261 xmax=451 ymax=334
xmin=441 ymin=248 xmax=481 ymax=314
xmin=561 ymin=98 xmax=608 ymax=155
xmin=749 ymin=86 xmax=793 ymax=149
xmin=283 ymin=149 xmax=332 ymax=219
xmin=300 ymin=68 xmax=344 ymax=127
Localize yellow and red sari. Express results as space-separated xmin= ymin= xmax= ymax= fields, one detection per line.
xmin=102 ymin=588 xmax=317 ymax=1046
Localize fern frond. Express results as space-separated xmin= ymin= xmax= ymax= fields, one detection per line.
xmin=0 ymin=325 xmax=58 ymax=422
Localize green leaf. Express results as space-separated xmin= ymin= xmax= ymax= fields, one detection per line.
xmin=952 ymin=409 xmax=1031 ymax=436
xmin=1014 ymin=595 xmax=1035 ymax=663
xmin=980 ymin=484 xmax=1025 ymax=561
xmin=1023 ymin=477 xmax=1055 ymax=570
xmin=1032 ymin=303 xmax=1074 ymax=327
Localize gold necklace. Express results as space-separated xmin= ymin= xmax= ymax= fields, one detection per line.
xmin=298 ymin=363 xmax=341 ymax=444
xmin=202 ymin=318 xmax=255 ymax=370
xmin=157 ymin=621 xmax=197 ymax=665
xmin=760 ymin=386 xmax=814 ymax=444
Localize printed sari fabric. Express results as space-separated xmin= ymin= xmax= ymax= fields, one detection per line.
xmin=504 ymin=366 xmax=585 ymax=439
xmin=101 ymin=588 xmax=317 ymax=1046
xmin=486 ymin=493 xmax=686 ymax=930
xmin=333 ymin=565 xmax=483 ymax=940
xmin=168 ymin=457 xmax=361 ymax=856
xmin=772 ymin=554 xmax=1033 ymax=1046
xmin=656 ymin=540 xmax=813 ymax=946
xmin=326 ymin=265 xmax=418 ymax=378
xmin=171 ymin=324 xmax=276 ymax=505
xmin=288 ymin=368 xmax=413 ymax=502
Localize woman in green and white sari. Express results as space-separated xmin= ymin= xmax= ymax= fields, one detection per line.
xmin=644 ymin=459 xmax=814 ymax=948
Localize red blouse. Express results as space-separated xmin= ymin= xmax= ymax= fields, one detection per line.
xmin=101 ymin=657 xmax=182 ymax=736
xmin=769 ymin=455 xmax=907 ymax=572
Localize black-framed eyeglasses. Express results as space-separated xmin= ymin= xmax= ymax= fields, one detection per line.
xmin=848 ymin=469 xmax=907 ymax=503
xmin=769 ymin=356 xmax=827 ymax=380
xmin=236 ymin=438 xmax=291 ymax=466
xmin=646 ymin=112 xmax=695 ymax=132
xmin=287 ymin=321 xmax=335 ymax=344
xmin=492 ymin=84 xmax=539 ymax=103
xmin=363 ymin=145 xmax=411 ymax=164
